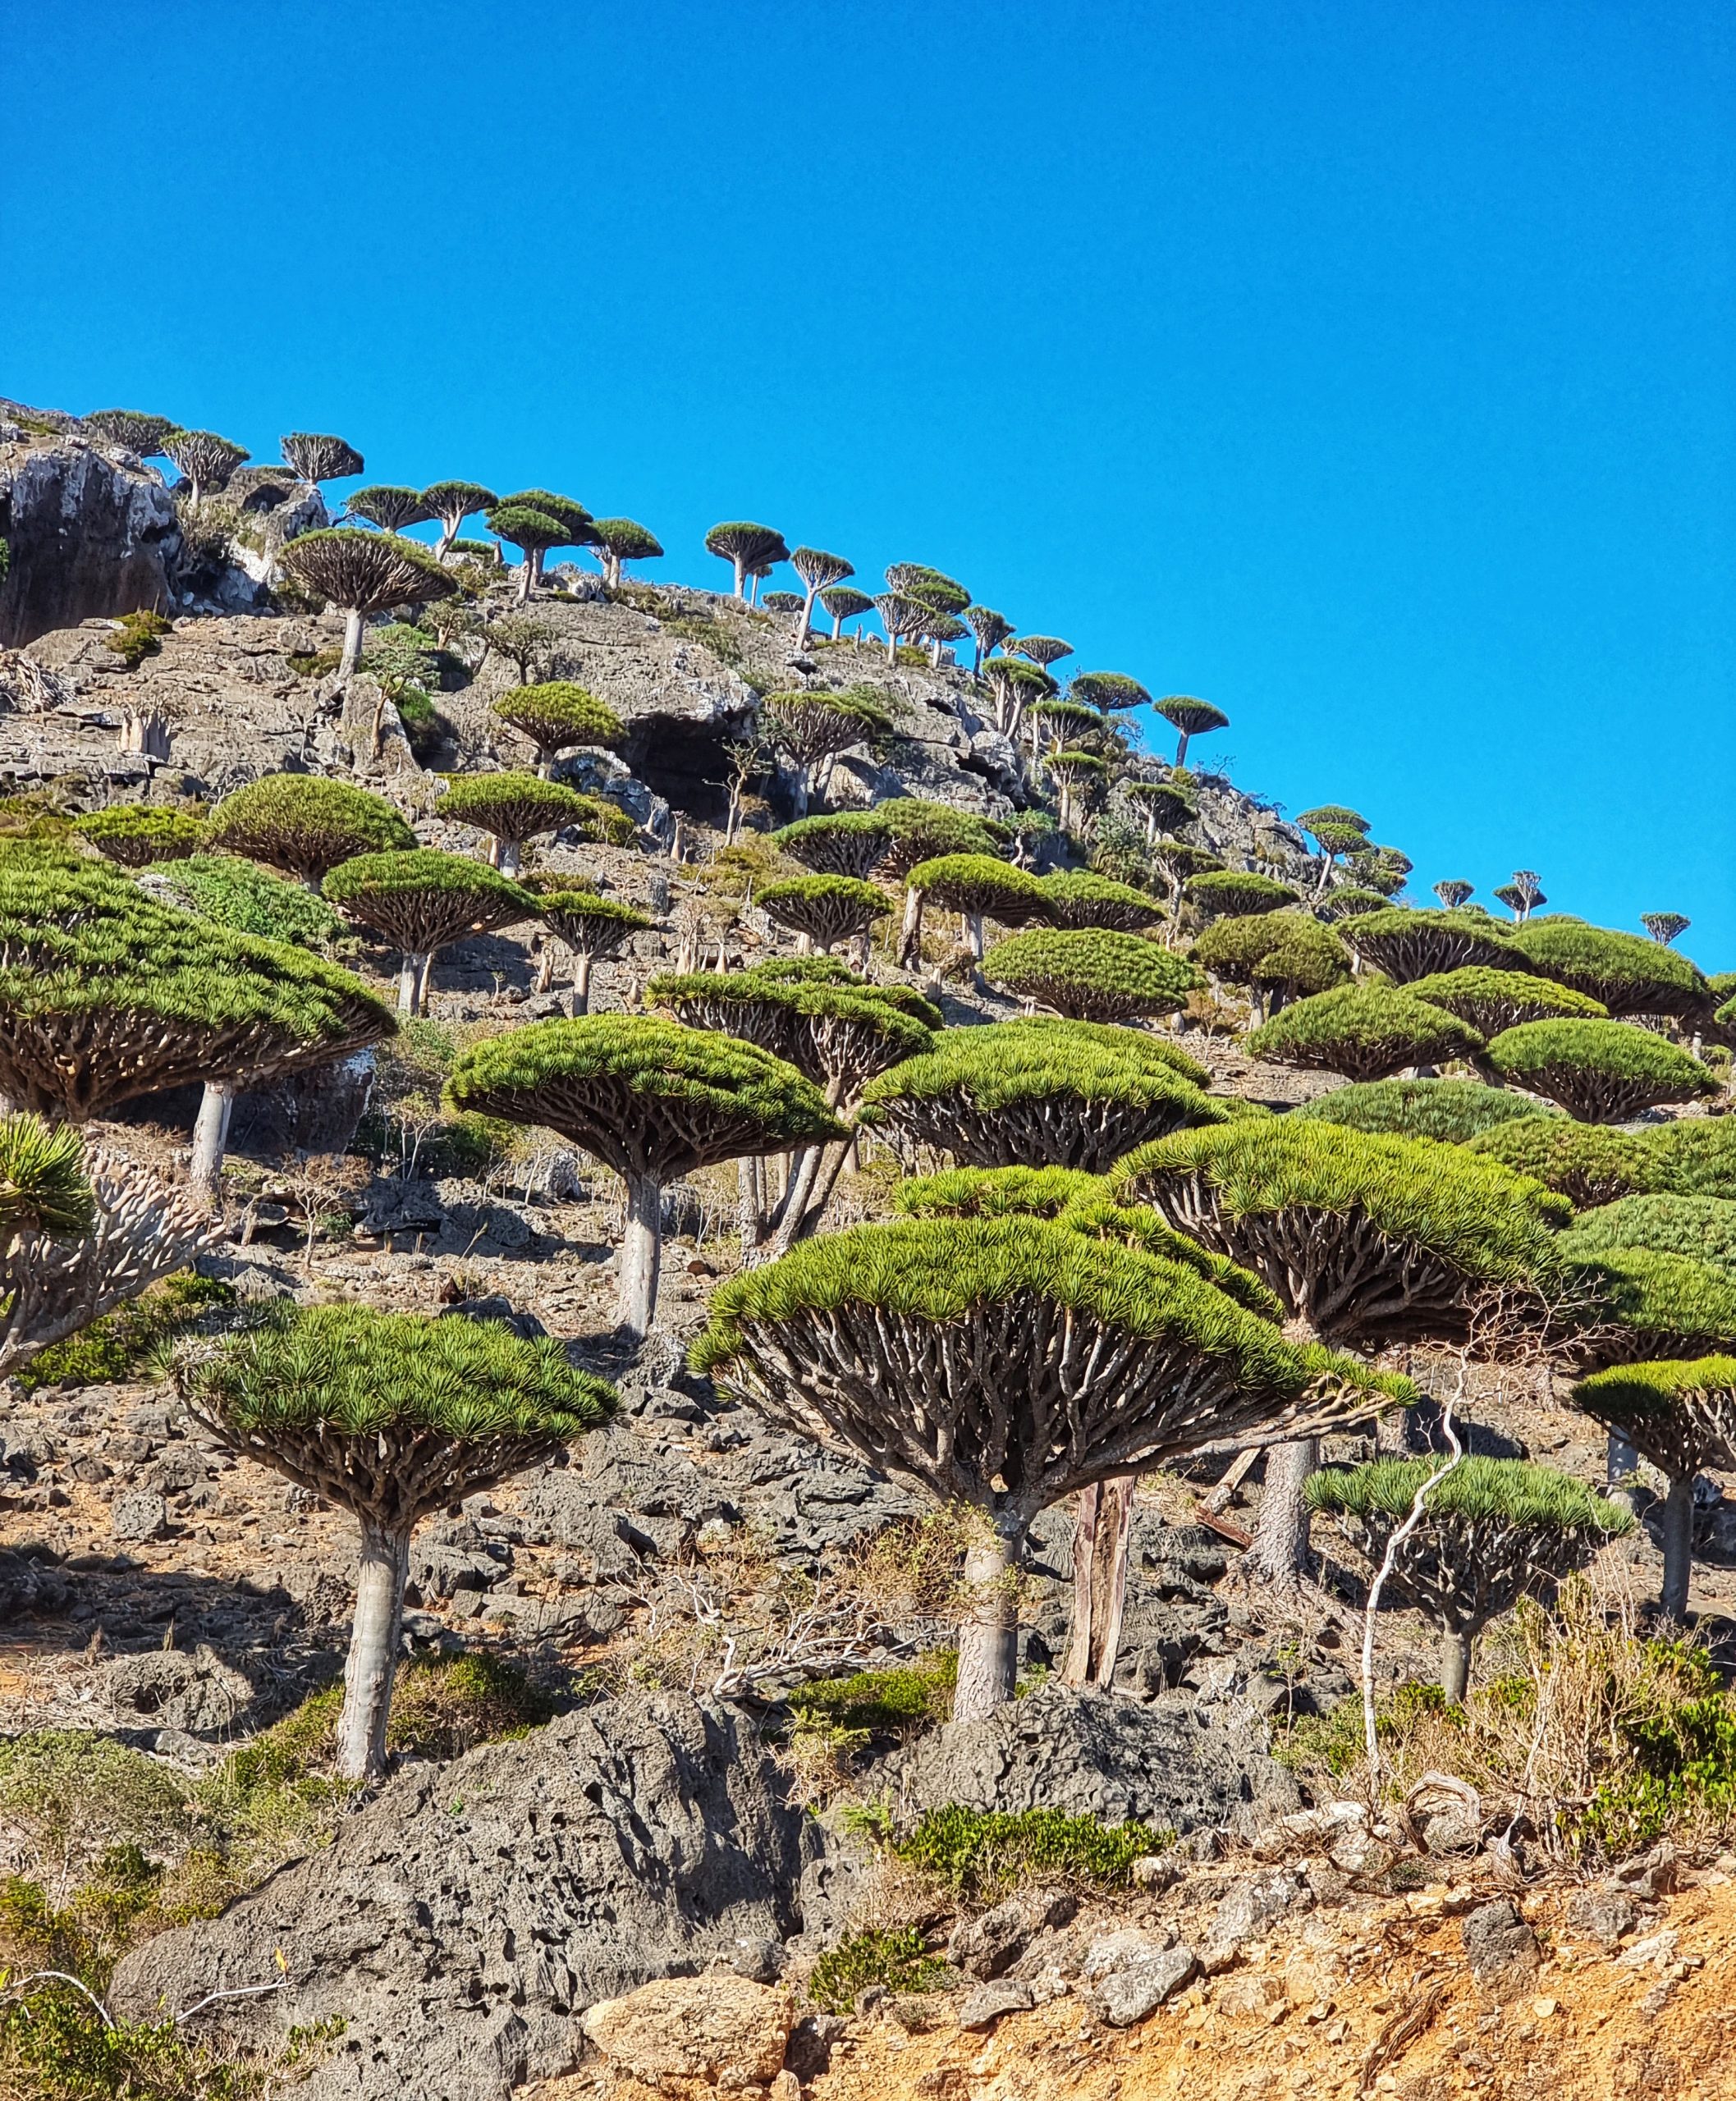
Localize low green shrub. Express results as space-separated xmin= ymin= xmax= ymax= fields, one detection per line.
xmin=103 ymin=609 xmax=172 ymax=670
xmin=20 ymin=1274 xmax=236 ymax=1391
xmin=895 ymin=1804 xmax=1162 ymax=1902
xmin=789 ymin=1651 xmax=958 ymax=1737
xmin=808 ymin=1927 xmax=949 ymax=2013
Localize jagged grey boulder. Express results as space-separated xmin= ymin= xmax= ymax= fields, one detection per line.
xmin=110 ymin=1696 xmax=813 ymax=2101
xmin=1092 ymin=1946 xmax=1197 ymax=2025
xmin=102 ymin=1646 xmax=254 ymax=1736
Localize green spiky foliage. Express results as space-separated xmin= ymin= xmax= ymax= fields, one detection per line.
xmin=1149 ymin=840 xmax=1225 ymax=898
xmin=1037 ymin=872 xmax=1166 ymax=934
xmin=1563 ymin=1248 xmax=1736 ymax=1369
xmin=1193 ymin=911 xmax=1348 ymax=1000
xmin=524 ymin=880 xmax=653 ymax=1010
xmin=208 ymin=775 xmax=415 ymax=883
xmin=281 ymin=433 xmax=364 ymax=486
xmin=437 ymin=771 xmax=629 ymax=867
xmin=1123 ymin=777 xmax=1198 ymax=840
xmin=1011 ymin=635 xmax=1075 ymax=674
xmin=0 ymin=845 xmax=395 ymax=1119
xmin=488 ymin=498 xmax=591 ymax=600
xmin=891 ymin=1165 xmax=1102 ymax=1220
xmin=857 ymin=1019 xmax=1228 ymax=1173
xmin=1294 ymin=1078 xmax=1555 ymax=1146
xmin=1184 ymin=872 xmax=1299 ymax=919
xmin=155 ymin=854 xmax=340 ymax=950
xmin=909 ymin=855 xmax=1050 ymax=941
xmin=993 ymin=1015 xmax=1212 ymax=1087
xmin=648 ymin=963 xmax=936 ymax=1095
xmin=420 ymin=481 xmax=498 ymax=556
xmin=84 ymin=409 xmax=178 ymax=455
xmin=71 ymin=804 xmax=207 ymax=867
xmin=758 ymin=874 xmax=889 ymax=954
xmin=886 ymin=563 xmax=970 ymax=616
xmin=323 ymin=850 xmax=534 ymax=1014
xmin=1564 ymin=1196 xmax=1736 ymax=1281
xmin=162 ymin=428 xmax=248 ymax=504
xmin=279 ymin=528 xmax=453 ymax=619
xmin=1246 ymin=983 xmax=1485 ymax=1083
xmin=876 ymin=801 xmax=1007 ymax=880
xmin=1407 ymin=967 xmax=1610 ymax=1036
xmin=589 ymin=517 xmax=664 ymax=587
xmin=1485 ymin=1019 xmax=1720 ymax=1124
xmin=1112 ymin=1117 xmax=1569 ymax=1345
xmin=0 ymin=1114 xmax=96 ymax=1239
xmin=1307 ymin=1458 xmax=1631 ymax=1695
xmin=1337 ymin=907 xmax=1517 ymax=982
xmin=819 ymin=584 xmax=876 ymax=636
xmin=983 ymin=929 xmax=1204 ymax=1024
xmin=491 ymin=682 xmax=625 ymax=771
xmin=176 ymin=1302 xmax=612 ymax=1778
xmin=1297 ymin=804 xmax=1370 ymax=835
xmin=705 ymin=521 xmax=790 ymax=597
xmin=345 ymin=485 xmax=431 ymax=533
xmin=1508 ymin=918 xmax=1710 ymax=1019
xmin=448 ymin=1016 xmax=843 ymax=1334
xmin=1463 ymin=1115 xmax=1655 ymax=1209
xmin=1642 ymin=1119 xmax=1736 ymax=1201
xmin=1070 ymin=671 xmax=1151 ymax=715
xmin=1317 ymin=887 xmax=1391 ymax=922
xmin=763 ymin=689 xmax=894 ymax=786
xmin=772 ymin=811 xmax=896 ymax=880
xmin=1153 ymin=695 xmax=1227 ymax=767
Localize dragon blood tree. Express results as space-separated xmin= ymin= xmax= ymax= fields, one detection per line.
xmin=1339 ymin=906 xmax=1519 ymax=982
xmin=589 ymin=518 xmax=664 ymax=588
xmin=1294 ymin=1078 xmax=1556 ymax=1146
xmin=524 ymin=881 xmax=653 ymax=1013
xmin=1308 ymin=1458 xmax=1632 ymax=1698
xmin=790 ymin=547 xmax=855 ymax=642
xmin=1112 ymin=1118 xmax=1570 ymax=1583
xmin=1463 ymin=1115 xmax=1653 ymax=1207
xmin=323 ymin=849 xmax=534 ymax=1014
xmin=278 ymin=529 xmax=455 ymax=680
xmin=71 ymin=805 xmax=208 ymax=867
xmin=437 ymin=772 xmax=628 ymax=875
xmin=1298 ymin=809 xmax=1372 ymax=897
xmin=762 ymin=689 xmax=894 ymax=819
xmin=1184 ymin=871 xmax=1299 ymax=919
xmin=346 ymin=486 xmax=434 ymax=532
xmin=1037 ymin=872 xmax=1166 ymax=934
xmin=759 ymin=875 xmax=889 ymax=958
xmin=447 ymin=1016 xmax=842 ymax=1338
xmin=1572 ymin=1357 xmax=1736 ymax=1617
xmin=1509 ymin=918 xmax=1711 ymax=1020
xmin=1153 ymin=695 xmax=1225 ymax=768
xmin=419 ymin=481 xmax=498 ymax=560
xmin=694 ymin=1215 xmax=1404 ymax=1721
xmin=706 ymin=521 xmax=789 ymax=600
xmin=1011 ymin=634 xmax=1075 ymax=676
xmin=984 ymin=929 xmax=1204 ymax=1023
xmin=1193 ymin=910 xmax=1347 ymax=1022
xmin=491 ymin=682 xmax=625 ymax=778
xmin=1406 ymin=968 xmax=1609 ymax=1037
xmin=176 ymin=1304 xmax=612 ymax=1778
xmin=1124 ymin=776 xmax=1199 ymax=845
xmin=819 ymin=584 xmax=874 ymax=641
xmin=1485 ymin=1019 xmax=1720 ymax=1123
xmin=1564 ymin=1196 xmax=1736 ymax=1284
xmin=1046 ymin=750 xmax=1107 ymax=835
xmin=1640 ymin=1119 xmax=1736 ymax=1200
xmin=980 ymin=655 xmax=1055 ymax=741
xmin=857 ymin=1019 xmax=1227 ymax=1174
xmin=0 ymin=1114 xmax=215 ymax=1380
xmin=1643 ymin=913 xmax=1692 ymax=948
xmin=280 ymin=433 xmax=364 ymax=491
xmin=905 ymin=854 xmax=1049 ymax=962
xmin=1433 ymin=881 xmax=1475 ymax=910
xmin=163 ymin=429 xmax=248 ymax=506
xmin=772 ymin=811 xmax=897 ymax=881
xmin=1245 ymin=983 xmax=1485 ymax=1083
xmin=964 ymin=605 xmax=1014 ymax=671
xmin=208 ymin=775 xmax=415 ymax=885
xmin=875 ymin=592 xmax=937 ymax=662
xmin=85 ymin=410 xmax=178 ymax=457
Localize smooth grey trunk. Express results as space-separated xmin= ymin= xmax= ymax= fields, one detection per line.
xmin=797 ymin=585 xmax=818 ymax=643
xmin=1253 ymin=1436 xmax=1318 ymax=1585
xmin=415 ymin=950 xmax=436 ymax=1012
xmin=619 ymin=1171 xmax=662 ymax=1339
xmin=1660 ymin=1472 xmax=1695 ymax=1619
xmin=1607 ymin=1430 xmax=1643 ymax=1518
xmin=1174 ymin=730 xmax=1192 ymax=767
xmin=964 ymin=912 xmax=986 ymax=961
xmin=189 ymin=1081 xmax=236 ymax=1208
xmin=339 ymin=606 xmax=365 ymax=681
xmin=830 ymin=611 xmax=844 ymax=640
xmin=731 ymin=556 xmax=747 ymax=599
xmin=1440 ymin=1624 xmax=1473 ymax=1705
xmin=535 ymin=944 xmax=557 ymax=995
xmin=953 ymin=1527 xmax=1022 ymax=1723
xmin=737 ymin=1156 xmax=764 ymax=1254
xmin=398 ymin=951 xmax=430 ymax=1015
xmin=572 ymin=950 xmax=593 ymax=1015
xmin=899 ymin=885 xmax=924 ymax=967
xmin=790 ymin=769 xmax=810 ymax=821
xmin=790 ymin=1136 xmax=853 ymax=1242
xmin=335 ymin=1517 xmax=411 ymax=1781
xmin=515 ymin=558 xmax=534 ymax=605
xmin=497 ymin=839 xmax=522 ymax=877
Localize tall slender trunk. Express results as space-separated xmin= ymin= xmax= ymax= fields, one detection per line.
xmin=953 ymin=1526 xmax=1023 ymax=1723
xmin=572 ymin=950 xmax=593 ymax=1015
xmin=797 ymin=586 xmax=818 ymax=643
xmin=1253 ymin=1437 xmax=1318 ymax=1585
xmin=415 ymin=950 xmax=436 ymax=1012
xmin=790 ymin=769 xmax=810 ymax=821
xmin=618 ymin=1170 xmax=662 ymax=1339
xmin=399 ymin=952 xmax=430 ymax=1015
xmin=1606 ymin=1430 xmax=1643 ymax=1517
xmin=1061 ymin=1476 xmax=1136 ymax=1688
xmin=830 ymin=611 xmax=844 ymax=640
xmin=790 ymin=1136 xmax=853 ymax=1243
xmin=737 ymin=1156 xmax=764 ymax=1256
xmin=334 ymin=1516 xmax=411 ymax=1781
xmin=964 ymin=912 xmax=986 ymax=961
xmin=885 ymin=633 xmax=897 ymax=663
xmin=1439 ymin=1623 xmax=1473 ymax=1705
xmin=339 ymin=606 xmax=365 ymax=680
xmin=899 ymin=886 xmax=924 ymax=967
xmin=189 ymin=1081 xmax=236 ymax=1209
xmin=437 ymin=521 xmax=458 ymax=561
xmin=731 ymin=555 xmax=746 ymax=598
xmin=1175 ymin=730 xmax=1191 ymax=767
xmin=497 ymin=839 xmax=522 ymax=877
xmin=1660 ymin=1472 xmax=1695 ymax=1619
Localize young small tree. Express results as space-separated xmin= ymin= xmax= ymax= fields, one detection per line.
xmin=1432 ymin=881 xmax=1475 ymax=910
xmin=772 ymin=811 xmax=897 ymax=881
xmin=906 ymin=854 xmax=1050 ymax=961
xmin=1192 ymin=910 xmax=1347 ymax=1020
xmin=1037 ymin=872 xmax=1166 ymax=934
xmin=922 ymin=611 xmax=970 ymax=669
xmin=1155 ymin=695 xmax=1227 ymax=767
xmin=964 ymin=606 xmax=1014 ymax=671
xmin=1340 ymin=905 xmax=1518 ymax=982
xmin=208 ymin=775 xmax=415 ymax=884
xmin=480 ymin=611 xmax=561 ymax=684
xmin=1571 ymin=1357 xmax=1736 ymax=1617
xmin=323 ymin=849 xmax=534 ymax=1014
xmin=447 ymin=1016 xmax=842 ymax=1338
xmin=84 ymin=410 xmax=178 ymax=457
xmin=162 ymin=430 xmax=248 ymax=506
xmin=1509 ymin=918 xmax=1711 ymax=1020
xmin=1246 ymin=983 xmax=1485 ymax=1083
xmin=1184 ymin=870 xmax=1299 ymax=918
xmin=1046 ymin=749 xmax=1108 ymax=834
xmin=1407 ymin=967 xmax=1608 ymax=1037
xmin=1504 ymin=870 xmax=1546 ymax=922
xmin=157 ymin=854 xmax=341 ymax=950
xmin=819 ymin=584 xmax=875 ymax=642
xmin=874 ymin=592 xmax=936 ymax=663
xmin=1463 ymin=1115 xmax=1653 ymax=1207
xmin=789 ymin=548 xmax=854 ymax=642
xmin=759 ymin=875 xmax=889 ymax=957
xmin=1308 ymin=1458 xmax=1631 ymax=1698
xmin=1070 ymin=671 xmax=1152 ymax=717
xmin=979 ymin=656 xmax=1055 ymax=741
xmin=983 ymin=929 xmax=1204 ymax=1023
xmin=176 ymin=1304 xmax=611 ymax=1778
xmin=761 ymin=689 xmax=894 ymax=818
xmin=1124 ymin=777 xmax=1198 ymax=845
xmin=886 ymin=563 xmax=969 ymax=615
xmin=524 ymin=884 xmax=653 ymax=1013
xmin=1642 ymin=912 xmax=1692 ymax=948
xmin=705 ymin=522 xmax=789 ymax=600
xmin=694 ymin=1215 xmax=1404 ymax=1719
xmin=420 ymin=482 xmax=498 ymax=560
xmin=71 ymin=805 xmax=207 ymax=867
xmin=346 ymin=485 xmax=433 ymax=533
xmin=589 ymin=518 xmax=663 ymax=588
xmin=1486 ymin=1019 xmax=1720 ymax=1123
xmin=278 ymin=529 xmax=456 ymax=680
xmin=491 ymin=682 xmax=625 ymax=777
xmin=1298 ymin=812 xmax=1372 ymax=897
xmin=281 ymin=433 xmax=364 ymax=490
xmin=1011 ymin=635 xmax=1075 ymax=675
xmin=858 ymin=1020 xmax=1226 ymax=1172
xmin=489 ymin=494 xmax=593 ymax=602
xmin=437 ymin=771 xmax=623 ymax=875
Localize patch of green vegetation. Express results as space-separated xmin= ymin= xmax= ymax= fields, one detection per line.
xmin=286 ymin=647 xmax=343 ymax=680
xmin=895 ymin=1803 xmax=1163 ymax=1902
xmin=661 ymin=611 xmax=742 ymax=667
xmin=808 ymin=1926 xmax=950 ymax=2014
xmin=1276 ymin=1681 xmax=1455 ymax=1777
xmin=789 ymin=1651 xmax=957 ymax=1737
xmin=20 ymin=1273 xmax=236 ymax=1391
xmin=0 ymin=793 xmax=73 ymax=842
xmin=103 ymin=609 xmax=173 ymax=670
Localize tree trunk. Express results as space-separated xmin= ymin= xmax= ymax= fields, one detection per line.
xmin=831 ymin=611 xmax=844 ymax=640
xmin=798 ymin=586 xmax=817 ymax=643
xmin=618 ymin=1170 xmax=662 ymax=1339
xmin=737 ymin=1155 xmax=764 ymax=1255
xmin=398 ymin=951 xmax=429 ymax=1015
xmin=339 ymin=606 xmax=365 ymax=681
xmin=790 ymin=1136 xmax=853 ymax=1242
xmin=1175 ymin=730 xmax=1191 ymax=767
xmin=334 ymin=1516 xmax=411 ymax=1781
xmin=572 ymin=950 xmax=593 ymax=1015
xmin=1607 ymin=1430 xmax=1643 ymax=1518
xmin=189 ymin=1081 xmax=236 ymax=1209
xmin=732 ymin=555 xmax=747 ymax=599
xmin=1660 ymin=1472 xmax=1695 ymax=1619
xmin=954 ymin=1527 xmax=1022 ymax=1723
xmin=790 ymin=768 xmax=810 ymax=821
xmin=1061 ymin=1476 xmax=1135 ymax=1688
xmin=1253 ymin=1437 xmax=1318 ymax=1585
xmin=964 ymin=912 xmax=986 ymax=961
xmin=534 ymin=943 xmax=557 ymax=995
xmin=497 ymin=839 xmax=521 ymax=877
xmin=1440 ymin=1623 xmax=1473 ymax=1705
xmin=515 ymin=558 xmax=534 ymax=605
xmin=899 ymin=886 xmax=924 ymax=968
xmin=415 ymin=950 xmax=436 ymax=1013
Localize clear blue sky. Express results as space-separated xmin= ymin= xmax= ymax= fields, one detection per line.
xmin=8 ymin=2 xmax=1733 ymax=961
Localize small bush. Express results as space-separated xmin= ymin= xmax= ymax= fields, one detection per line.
xmin=103 ymin=609 xmax=172 ymax=670
xmin=789 ymin=1651 xmax=957 ymax=1737
xmin=20 ymin=1273 xmax=235 ymax=1391
xmin=895 ymin=1804 xmax=1161 ymax=1902
xmin=808 ymin=1926 xmax=949 ymax=2014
